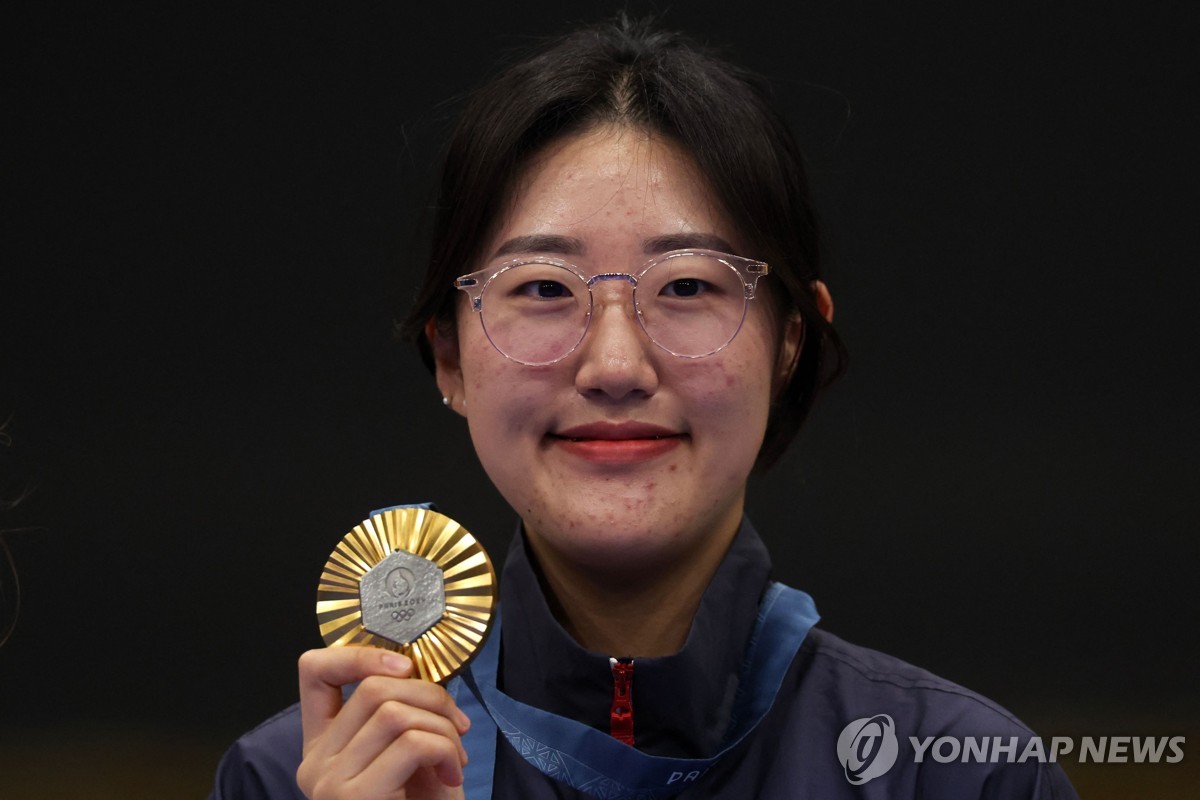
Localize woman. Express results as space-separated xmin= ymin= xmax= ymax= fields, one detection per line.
xmin=213 ymin=17 xmax=1077 ymax=799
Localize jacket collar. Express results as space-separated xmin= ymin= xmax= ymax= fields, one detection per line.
xmin=497 ymin=518 xmax=773 ymax=758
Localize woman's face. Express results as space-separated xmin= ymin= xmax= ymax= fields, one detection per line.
xmin=434 ymin=125 xmax=801 ymax=575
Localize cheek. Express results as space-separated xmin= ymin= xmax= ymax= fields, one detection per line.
xmin=458 ymin=322 xmax=519 ymax=405
xmin=458 ymin=336 xmax=555 ymax=461
xmin=683 ymin=314 xmax=777 ymax=405
xmin=674 ymin=348 xmax=775 ymax=442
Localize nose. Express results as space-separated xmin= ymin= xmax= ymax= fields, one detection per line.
xmin=573 ymin=279 xmax=660 ymax=401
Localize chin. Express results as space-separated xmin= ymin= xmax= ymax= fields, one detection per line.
xmin=549 ymin=526 xmax=683 ymax=573
xmin=526 ymin=498 xmax=698 ymax=564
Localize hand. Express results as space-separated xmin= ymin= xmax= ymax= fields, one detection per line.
xmin=296 ymin=647 xmax=471 ymax=800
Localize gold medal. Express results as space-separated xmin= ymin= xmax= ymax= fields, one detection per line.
xmin=316 ymin=506 xmax=497 ymax=684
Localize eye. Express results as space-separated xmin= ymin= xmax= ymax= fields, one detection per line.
xmin=660 ymin=278 xmax=708 ymax=298
xmin=516 ymin=280 xmax=573 ymax=299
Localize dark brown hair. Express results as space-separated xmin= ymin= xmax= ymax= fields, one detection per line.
xmin=400 ymin=15 xmax=847 ymax=469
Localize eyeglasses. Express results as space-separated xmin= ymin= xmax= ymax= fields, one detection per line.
xmin=454 ymin=248 xmax=769 ymax=366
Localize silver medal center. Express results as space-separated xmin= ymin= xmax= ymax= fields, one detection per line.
xmin=359 ymin=550 xmax=446 ymax=645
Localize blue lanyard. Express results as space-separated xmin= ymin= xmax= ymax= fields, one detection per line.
xmin=448 ymin=581 xmax=819 ymax=799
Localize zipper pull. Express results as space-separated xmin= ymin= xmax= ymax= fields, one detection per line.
xmin=609 ymin=657 xmax=635 ymax=745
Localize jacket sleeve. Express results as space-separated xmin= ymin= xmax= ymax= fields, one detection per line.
xmin=209 ymin=704 xmax=307 ymax=800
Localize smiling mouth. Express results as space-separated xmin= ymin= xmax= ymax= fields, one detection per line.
xmin=547 ymin=424 xmax=686 ymax=464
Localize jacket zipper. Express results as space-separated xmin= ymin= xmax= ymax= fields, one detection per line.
xmin=609 ymin=657 xmax=635 ymax=745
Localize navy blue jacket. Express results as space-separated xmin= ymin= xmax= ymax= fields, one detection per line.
xmin=211 ymin=521 xmax=1078 ymax=799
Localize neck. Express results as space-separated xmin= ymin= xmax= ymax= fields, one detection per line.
xmin=523 ymin=517 xmax=742 ymax=657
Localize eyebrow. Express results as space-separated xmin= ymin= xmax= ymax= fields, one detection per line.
xmin=493 ymin=231 xmax=737 ymax=260
xmin=493 ymin=234 xmax=586 ymax=258
xmin=642 ymin=233 xmax=736 ymax=254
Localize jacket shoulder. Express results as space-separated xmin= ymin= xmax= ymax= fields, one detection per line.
xmin=771 ymin=627 xmax=1079 ymax=799
xmin=799 ymin=627 xmax=1033 ymax=735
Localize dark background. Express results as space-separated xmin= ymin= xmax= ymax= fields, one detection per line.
xmin=3 ymin=1 xmax=1198 ymax=797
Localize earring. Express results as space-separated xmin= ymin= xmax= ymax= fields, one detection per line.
xmin=442 ymin=396 xmax=451 ymax=406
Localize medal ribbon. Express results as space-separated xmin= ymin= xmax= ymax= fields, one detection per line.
xmin=452 ymin=580 xmax=819 ymax=799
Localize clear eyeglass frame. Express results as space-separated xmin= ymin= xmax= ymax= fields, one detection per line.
xmin=453 ymin=248 xmax=770 ymax=366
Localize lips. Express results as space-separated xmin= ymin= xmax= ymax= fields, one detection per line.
xmin=553 ymin=421 xmax=681 ymax=441
xmin=548 ymin=421 xmax=685 ymax=464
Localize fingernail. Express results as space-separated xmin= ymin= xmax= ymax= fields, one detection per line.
xmin=456 ymin=709 xmax=471 ymax=732
xmin=382 ymin=653 xmax=411 ymax=673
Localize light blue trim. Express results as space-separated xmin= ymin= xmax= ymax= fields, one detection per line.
xmin=451 ymin=673 xmax=499 ymax=797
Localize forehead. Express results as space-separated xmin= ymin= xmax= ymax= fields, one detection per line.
xmin=488 ymin=125 xmax=742 ymax=261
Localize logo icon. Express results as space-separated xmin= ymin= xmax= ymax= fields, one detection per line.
xmin=837 ymin=714 xmax=899 ymax=785
xmin=385 ymin=566 xmax=415 ymax=598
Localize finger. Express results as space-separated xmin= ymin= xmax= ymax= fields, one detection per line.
xmin=352 ymin=729 xmax=466 ymax=791
xmin=299 ymin=701 xmax=468 ymax=795
xmin=348 ymin=698 xmax=468 ymax=769
xmin=320 ymin=674 xmax=470 ymax=756
xmin=298 ymin=647 xmax=413 ymax=745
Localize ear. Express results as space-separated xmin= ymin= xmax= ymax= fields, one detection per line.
xmin=425 ymin=318 xmax=467 ymax=417
xmin=813 ymin=280 xmax=834 ymax=323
